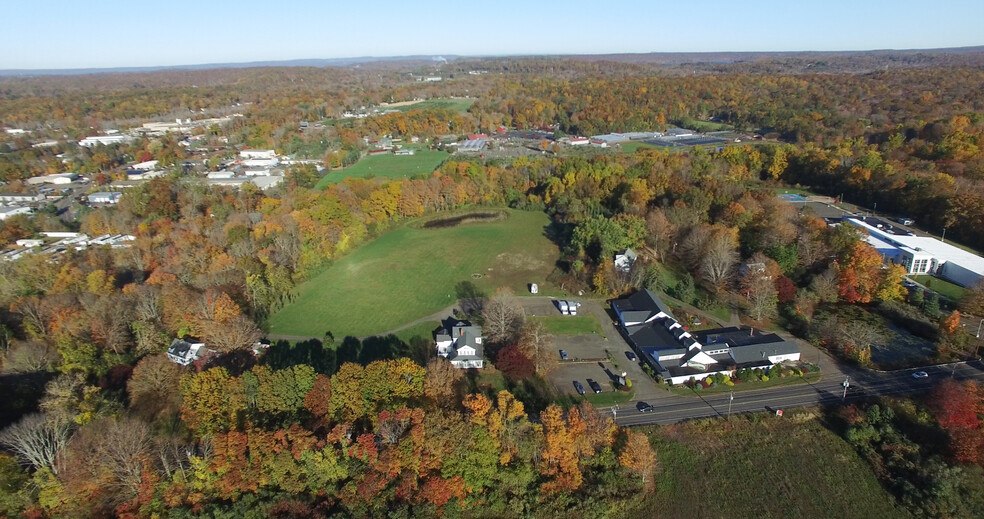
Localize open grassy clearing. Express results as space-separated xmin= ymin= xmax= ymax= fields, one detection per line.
xmin=269 ymin=209 xmax=560 ymax=337
xmin=316 ymin=149 xmax=449 ymax=187
xmin=531 ymin=315 xmax=604 ymax=336
xmin=386 ymin=97 xmax=476 ymax=114
xmin=912 ymin=274 xmax=967 ymax=301
xmin=632 ymin=411 xmax=908 ymax=518
xmin=392 ymin=320 xmax=440 ymax=345
xmin=621 ymin=142 xmax=660 ymax=153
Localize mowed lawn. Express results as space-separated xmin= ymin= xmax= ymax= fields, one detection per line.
xmin=632 ymin=412 xmax=907 ymax=518
xmin=390 ymin=98 xmax=476 ymax=113
xmin=269 ymin=210 xmax=559 ymax=337
xmin=912 ymin=274 xmax=966 ymax=301
xmin=316 ymin=150 xmax=449 ymax=187
xmin=532 ymin=315 xmax=604 ymax=336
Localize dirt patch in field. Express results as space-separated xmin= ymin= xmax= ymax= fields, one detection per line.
xmin=495 ymin=252 xmax=547 ymax=271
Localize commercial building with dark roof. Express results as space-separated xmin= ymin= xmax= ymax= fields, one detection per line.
xmin=611 ymin=290 xmax=800 ymax=384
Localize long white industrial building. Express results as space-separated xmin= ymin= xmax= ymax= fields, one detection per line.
xmin=847 ymin=217 xmax=984 ymax=287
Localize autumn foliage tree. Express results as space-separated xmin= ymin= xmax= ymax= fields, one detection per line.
xmin=928 ymin=380 xmax=983 ymax=465
xmin=619 ymin=429 xmax=657 ymax=486
xmin=838 ymin=241 xmax=883 ymax=304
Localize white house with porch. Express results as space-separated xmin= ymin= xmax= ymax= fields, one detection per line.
xmin=435 ymin=318 xmax=484 ymax=369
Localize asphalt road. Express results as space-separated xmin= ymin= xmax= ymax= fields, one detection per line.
xmin=604 ymin=360 xmax=984 ymax=427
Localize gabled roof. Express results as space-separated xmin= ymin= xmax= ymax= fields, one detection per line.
xmin=617 ymin=289 xmax=672 ymax=317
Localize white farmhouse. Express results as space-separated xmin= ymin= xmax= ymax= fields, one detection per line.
xmin=436 ymin=318 xmax=484 ymax=369
xmin=167 ymin=337 xmax=206 ymax=366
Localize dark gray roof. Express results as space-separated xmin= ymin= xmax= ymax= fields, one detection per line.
xmin=625 ymin=289 xmax=673 ymax=316
xmin=696 ymin=326 xmax=786 ymax=348
xmin=730 ymin=340 xmax=800 ymax=364
xmin=168 ymin=338 xmax=191 ymax=357
xmin=625 ymin=321 xmax=683 ymax=350
xmin=619 ymin=310 xmax=655 ymax=324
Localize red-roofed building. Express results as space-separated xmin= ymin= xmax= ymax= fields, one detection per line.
xmin=467 ymin=133 xmax=489 ymax=140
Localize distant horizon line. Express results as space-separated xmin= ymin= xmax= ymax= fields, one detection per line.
xmin=2 ymin=45 xmax=983 ymax=77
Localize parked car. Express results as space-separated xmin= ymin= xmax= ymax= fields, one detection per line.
xmin=625 ymin=351 xmax=637 ymax=361
xmin=896 ymin=217 xmax=914 ymax=226
xmin=559 ymin=349 xmax=568 ymax=360
xmin=637 ymin=402 xmax=654 ymax=413
xmin=573 ymin=381 xmax=585 ymax=395
xmin=587 ymin=379 xmax=603 ymax=393
xmin=912 ymin=371 xmax=929 ymax=379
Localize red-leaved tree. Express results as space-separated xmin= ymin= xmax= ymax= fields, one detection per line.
xmin=495 ymin=345 xmax=535 ymax=380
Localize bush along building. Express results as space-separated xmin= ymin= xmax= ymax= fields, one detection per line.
xmin=611 ymin=289 xmax=800 ymax=384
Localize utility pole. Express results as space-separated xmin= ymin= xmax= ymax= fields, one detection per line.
xmin=975 ymin=318 xmax=984 ymax=359
xmin=842 ymin=377 xmax=850 ymax=400
xmin=728 ymin=391 xmax=734 ymax=418
xmin=942 ymin=227 xmax=947 ymax=243
xmin=612 ymin=405 xmax=618 ymax=421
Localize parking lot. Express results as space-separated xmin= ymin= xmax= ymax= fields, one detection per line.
xmin=517 ymin=297 xmax=664 ymax=400
xmin=552 ymin=361 xmax=623 ymax=396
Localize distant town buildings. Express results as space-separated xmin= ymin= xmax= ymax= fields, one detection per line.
xmin=87 ymin=191 xmax=123 ymax=205
xmin=0 ymin=206 xmax=32 ymax=220
xmin=1 ymin=232 xmax=135 ymax=262
xmin=26 ymin=173 xmax=78 ymax=185
xmin=79 ymin=134 xmax=131 ymax=147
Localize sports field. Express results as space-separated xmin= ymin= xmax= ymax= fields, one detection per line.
xmin=316 ymin=150 xmax=448 ymax=187
xmin=268 ymin=209 xmax=560 ymax=337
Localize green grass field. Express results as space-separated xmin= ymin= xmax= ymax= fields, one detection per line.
xmin=632 ymin=411 xmax=908 ymax=518
xmin=393 ymin=321 xmax=441 ymax=344
xmin=912 ymin=274 xmax=967 ymax=301
xmin=583 ymin=387 xmax=635 ymax=406
xmin=269 ymin=209 xmax=560 ymax=337
xmin=531 ymin=315 xmax=604 ymax=336
xmin=316 ymin=150 xmax=449 ymax=187
xmin=621 ymin=142 xmax=660 ymax=153
xmin=388 ymin=98 xmax=476 ymax=114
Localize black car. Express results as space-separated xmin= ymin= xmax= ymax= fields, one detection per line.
xmin=625 ymin=351 xmax=637 ymax=361
xmin=636 ymin=402 xmax=654 ymax=413
xmin=587 ymin=379 xmax=603 ymax=393
xmin=573 ymin=381 xmax=585 ymax=395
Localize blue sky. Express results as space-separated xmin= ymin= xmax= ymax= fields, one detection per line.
xmin=2 ymin=0 xmax=982 ymax=69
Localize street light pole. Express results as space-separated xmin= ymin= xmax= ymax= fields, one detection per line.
xmin=728 ymin=391 xmax=734 ymax=418
xmin=842 ymin=377 xmax=850 ymax=400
